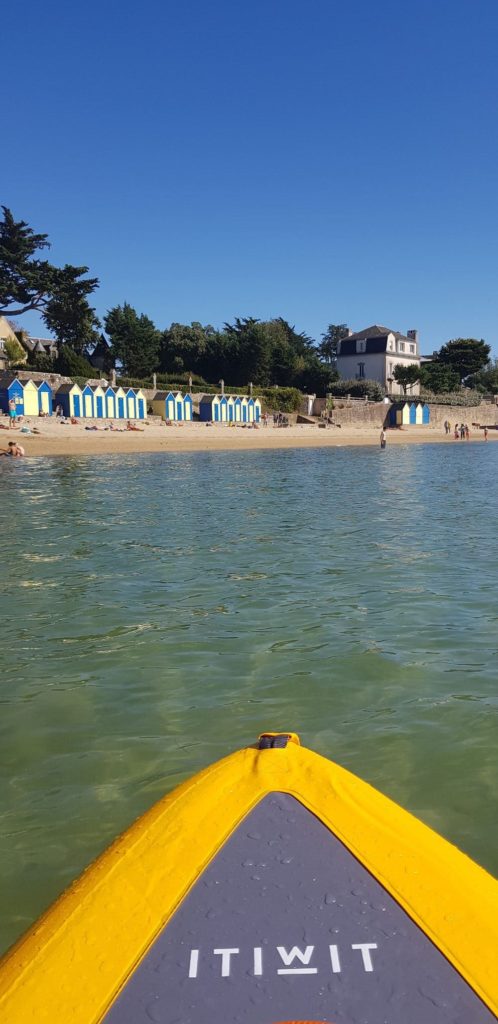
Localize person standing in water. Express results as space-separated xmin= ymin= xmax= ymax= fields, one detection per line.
xmin=380 ymin=429 xmax=387 ymax=449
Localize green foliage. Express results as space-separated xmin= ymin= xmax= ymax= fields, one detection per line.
xmin=259 ymin=387 xmax=302 ymax=412
xmin=318 ymin=324 xmax=349 ymax=364
xmin=436 ymin=338 xmax=490 ymax=381
xmin=31 ymin=353 xmax=56 ymax=372
xmin=420 ymin=390 xmax=482 ymax=407
xmin=3 ymin=335 xmax=25 ymax=363
xmin=328 ymin=378 xmax=385 ymax=401
xmin=105 ymin=303 xmax=161 ymax=377
xmin=0 ymin=207 xmax=99 ymax=347
xmin=392 ymin=363 xmax=422 ymax=394
xmin=54 ymin=346 xmax=95 ymax=377
xmin=466 ymin=358 xmax=498 ymax=394
xmin=419 ymin=361 xmax=460 ymax=393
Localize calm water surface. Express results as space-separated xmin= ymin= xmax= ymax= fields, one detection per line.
xmin=1 ymin=443 xmax=497 ymax=954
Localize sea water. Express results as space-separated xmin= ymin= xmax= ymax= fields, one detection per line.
xmin=0 ymin=443 xmax=497 ymax=954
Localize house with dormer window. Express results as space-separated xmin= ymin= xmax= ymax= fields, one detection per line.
xmin=336 ymin=325 xmax=421 ymax=396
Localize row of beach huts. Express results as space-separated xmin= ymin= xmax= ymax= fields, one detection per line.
xmin=0 ymin=376 xmax=263 ymax=423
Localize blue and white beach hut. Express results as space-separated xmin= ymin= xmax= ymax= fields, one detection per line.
xmin=247 ymin=398 xmax=255 ymax=422
xmin=219 ymin=395 xmax=228 ymax=421
xmin=233 ymin=396 xmax=242 ymax=422
xmin=227 ymin=396 xmax=236 ymax=422
xmin=81 ymin=384 xmax=95 ymax=418
xmin=183 ymin=394 xmax=193 ymax=421
xmin=35 ymin=380 xmax=53 ymax=415
xmin=104 ymin=386 xmax=116 ymax=419
xmin=125 ymin=388 xmax=137 ymax=420
xmin=55 ymin=383 xmax=83 ymax=418
xmin=253 ymin=397 xmax=262 ymax=422
xmin=0 ymin=376 xmax=25 ymax=415
xmin=240 ymin=397 xmax=249 ymax=423
xmin=200 ymin=394 xmax=220 ymax=421
xmin=135 ymin=389 xmax=146 ymax=420
xmin=422 ymin=403 xmax=430 ymax=424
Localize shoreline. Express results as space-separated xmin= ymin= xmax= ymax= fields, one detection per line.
xmin=1 ymin=420 xmax=496 ymax=458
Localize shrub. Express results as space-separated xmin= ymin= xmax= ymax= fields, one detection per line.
xmin=420 ymin=390 xmax=482 ymax=407
xmin=328 ymin=378 xmax=385 ymax=401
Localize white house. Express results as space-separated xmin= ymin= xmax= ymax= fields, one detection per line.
xmin=336 ymin=325 xmax=421 ymax=396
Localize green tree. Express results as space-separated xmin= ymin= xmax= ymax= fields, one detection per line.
xmin=43 ymin=266 xmax=100 ymax=353
xmin=318 ymin=324 xmax=349 ymax=364
xmin=160 ymin=321 xmax=211 ymax=375
xmin=105 ymin=303 xmax=160 ymax=377
xmin=54 ymin=346 xmax=95 ymax=378
xmin=467 ymin=358 xmax=498 ymax=394
xmin=420 ymin=361 xmax=460 ymax=394
xmin=393 ymin=364 xmax=422 ymax=394
xmin=436 ymin=338 xmax=490 ymax=382
xmin=3 ymin=335 xmax=26 ymax=363
xmin=0 ymin=207 xmax=99 ymax=347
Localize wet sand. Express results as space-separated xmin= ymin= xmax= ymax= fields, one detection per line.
xmin=1 ymin=417 xmax=495 ymax=458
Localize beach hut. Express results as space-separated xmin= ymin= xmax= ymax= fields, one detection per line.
xmin=151 ymin=391 xmax=176 ymax=421
xmin=240 ymin=397 xmax=249 ymax=423
xmin=0 ymin=376 xmax=25 ymax=416
xmin=247 ymin=398 xmax=255 ymax=423
xmin=422 ymin=404 xmax=430 ymax=425
xmin=183 ymin=394 xmax=193 ymax=421
xmin=81 ymin=384 xmax=95 ymax=418
xmin=35 ymin=380 xmax=53 ymax=415
xmin=414 ymin=402 xmax=423 ymax=425
xmin=219 ymin=395 xmax=228 ymax=421
xmin=253 ymin=397 xmax=262 ymax=423
xmin=104 ymin=386 xmax=116 ymax=419
xmin=90 ymin=384 xmax=106 ymax=418
xmin=199 ymin=394 xmax=223 ymax=421
xmin=227 ymin=396 xmax=236 ymax=422
xmin=114 ymin=387 xmax=126 ymax=419
xmin=55 ymin=383 xmax=82 ymax=418
xmin=125 ymin=388 xmax=137 ymax=420
xmin=135 ymin=389 xmax=146 ymax=420
xmin=233 ymin=396 xmax=242 ymax=422
xmin=409 ymin=402 xmax=417 ymax=425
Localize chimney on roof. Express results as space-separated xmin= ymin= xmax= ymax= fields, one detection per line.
xmin=407 ymin=330 xmax=418 ymax=345
xmin=346 ymin=328 xmax=353 ymax=337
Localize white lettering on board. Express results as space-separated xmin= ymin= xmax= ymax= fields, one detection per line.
xmin=213 ymin=948 xmax=240 ymax=977
xmin=276 ymin=945 xmax=317 ymax=975
xmin=329 ymin=944 xmax=341 ymax=973
xmin=188 ymin=949 xmax=199 ymax=978
xmin=352 ymin=943 xmax=377 ymax=972
xmin=188 ymin=942 xmax=379 ymax=978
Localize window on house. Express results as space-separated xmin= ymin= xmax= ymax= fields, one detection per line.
xmin=357 ymin=362 xmax=365 ymax=378
xmin=410 ymin=344 xmax=415 ymax=353
xmin=399 ymin=342 xmax=405 ymax=352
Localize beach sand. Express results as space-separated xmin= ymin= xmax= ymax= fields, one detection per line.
xmin=1 ymin=417 xmax=496 ymax=458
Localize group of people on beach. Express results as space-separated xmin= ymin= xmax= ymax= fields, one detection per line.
xmin=0 ymin=441 xmax=25 ymax=457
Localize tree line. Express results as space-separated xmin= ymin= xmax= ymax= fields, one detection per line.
xmin=1 ymin=206 xmax=496 ymax=395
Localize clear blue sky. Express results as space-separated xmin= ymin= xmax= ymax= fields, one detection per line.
xmin=3 ymin=0 xmax=498 ymax=354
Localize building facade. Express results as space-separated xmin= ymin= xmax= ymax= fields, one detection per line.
xmin=336 ymin=325 xmax=421 ymax=396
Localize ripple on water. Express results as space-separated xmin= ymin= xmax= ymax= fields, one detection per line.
xmin=0 ymin=444 xmax=498 ymax=956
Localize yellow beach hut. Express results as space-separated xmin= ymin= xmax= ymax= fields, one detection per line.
xmin=55 ymin=383 xmax=82 ymax=418
xmin=90 ymin=384 xmax=106 ymax=418
xmin=227 ymin=395 xmax=236 ymax=422
xmin=247 ymin=398 xmax=255 ymax=423
xmin=115 ymin=387 xmax=126 ymax=419
xmin=20 ymin=379 xmax=40 ymax=416
xmin=233 ymin=396 xmax=242 ymax=422
xmin=253 ymin=397 xmax=262 ymax=422
xmin=104 ymin=386 xmax=116 ymax=419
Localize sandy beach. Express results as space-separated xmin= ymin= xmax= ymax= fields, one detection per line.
xmin=1 ymin=416 xmax=496 ymax=458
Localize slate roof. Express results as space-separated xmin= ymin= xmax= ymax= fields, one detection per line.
xmin=346 ymin=324 xmax=413 ymax=343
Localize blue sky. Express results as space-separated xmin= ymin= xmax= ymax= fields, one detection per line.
xmin=3 ymin=0 xmax=498 ymax=354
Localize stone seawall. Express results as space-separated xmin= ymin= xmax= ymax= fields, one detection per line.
xmin=313 ymin=396 xmax=498 ymax=429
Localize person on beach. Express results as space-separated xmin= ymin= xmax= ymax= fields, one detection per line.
xmin=454 ymin=425 xmax=459 ymax=440
xmin=8 ymin=398 xmax=17 ymax=428
xmin=484 ymin=427 xmax=488 ymax=441
xmin=0 ymin=441 xmax=25 ymax=457
xmin=380 ymin=429 xmax=386 ymax=449
xmin=465 ymin=424 xmax=470 ymax=440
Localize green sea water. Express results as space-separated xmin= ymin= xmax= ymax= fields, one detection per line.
xmin=1 ymin=443 xmax=497 ymax=955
